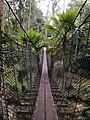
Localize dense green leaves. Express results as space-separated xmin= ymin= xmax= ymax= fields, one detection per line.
xmin=57 ymin=9 xmax=78 ymax=31
xmin=71 ymin=48 xmax=90 ymax=78
xmin=50 ymin=17 xmax=58 ymax=27
xmin=27 ymin=29 xmax=43 ymax=48
xmin=18 ymin=29 xmax=45 ymax=52
xmin=43 ymin=8 xmax=79 ymax=62
xmin=44 ymin=24 xmax=57 ymax=33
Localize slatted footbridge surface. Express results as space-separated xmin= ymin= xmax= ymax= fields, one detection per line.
xmin=33 ymin=47 xmax=58 ymax=120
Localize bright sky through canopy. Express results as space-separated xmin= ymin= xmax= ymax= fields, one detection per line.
xmin=37 ymin=0 xmax=71 ymax=17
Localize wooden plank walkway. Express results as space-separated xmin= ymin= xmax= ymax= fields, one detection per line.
xmin=33 ymin=48 xmax=58 ymax=120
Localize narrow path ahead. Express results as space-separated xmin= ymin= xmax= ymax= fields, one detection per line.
xmin=33 ymin=48 xmax=58 ymax=120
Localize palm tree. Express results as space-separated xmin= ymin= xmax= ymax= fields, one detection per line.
xmin=44 ymin=9 xmax=78 ymax=50
xmin=18 ymin=29 xmax=44 ymax=89
xmin=44 ymin=8 xmax=78 ymax=93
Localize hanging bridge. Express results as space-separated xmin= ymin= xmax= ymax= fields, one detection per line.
xmin=0 ymin=0 xmax=90 ymax=120
xmin=33 ymin=47 xmax=58 ymax=120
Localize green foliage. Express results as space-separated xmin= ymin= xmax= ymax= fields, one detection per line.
xmin=44 ymin=8 xmax=78 ymax=35
xmin=71 ymin=48 xmax=90 ymax=78
xmin=57 ymin=9 xmax=78 ymax=31
xmin=27 ymin=29 xmax=43 ymax=48
xmin=43 ymin=24 xmax=57 ymax=34
xmin=18 ymin=32 xmax=28 ymax=45
xmin=18 ymin=29 xmax=44 ymax=52
xmin=17 ymin=69 xmax=27 ymax=84
xmin=0 ymin=32 xmax=10 ymax=45
xmin=82 ymin=108 xmax=90 ymax=120
xmin=6 ymin=0 xmax=43 ymax=30
xmin=50 ymin=17 xmax=58 ymax=27
xmin=47 ymin=47 xmax=57 ymax=57
xmin=43 ymin=8 xmax=78 ymax=57
xmin=53 ymin=61 xmax=63 ymax=79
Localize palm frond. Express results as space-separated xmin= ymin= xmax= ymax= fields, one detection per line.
xmin=50 ymin=17 xmax=58 ymax=27
xmin=43 ymin=24 xmax=57 ymax=33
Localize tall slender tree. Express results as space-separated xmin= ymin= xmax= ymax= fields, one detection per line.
xmin=0 ymin=0 xmax=9 ymax=119
xmin=0 ymin=0 xmax=4 ymax=31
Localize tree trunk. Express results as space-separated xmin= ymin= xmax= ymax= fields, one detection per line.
xmin=0 ymin=1 xmax=8 ymax=119
xmin=29 ymin=46 xmax=32 ymax=91
xmin=0 ymin=0 xmax=4 ymax=31
xmin=50 ymin=54 xmax=54 ymax=80
xmin=61 ymin=34 xmax=69 ymax=96
xmin=28 ymin=0 xmax=32 ymax=30
xmin=19 ymin=0 xmax=23 ymax=24
xmin=86 ymin=21 xmax=90 ymax=47
xmin=37 ymin=55 xmax=41 ymax=80
xmin=75 ymin=14 xmax=81 ymax=58
xmin=8 ymin=8 xmax=10 ymax=33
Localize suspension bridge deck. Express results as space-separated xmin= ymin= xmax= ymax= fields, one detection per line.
xmin=33 ymin=48 xmax=58 ymax=120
